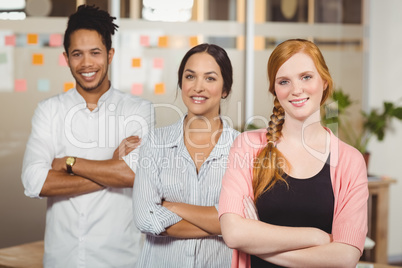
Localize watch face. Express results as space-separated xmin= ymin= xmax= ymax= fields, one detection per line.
xmin=66 ymin=157 xmax=75 ymax=166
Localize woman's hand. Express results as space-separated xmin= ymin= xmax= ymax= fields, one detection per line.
xmin=162 ymin=200 xmax=177 ymax=214
xmin=243 ymin=195 xmax=259 ymax=220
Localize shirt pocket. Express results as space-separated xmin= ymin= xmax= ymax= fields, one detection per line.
xmin=162 ymin=183 xmax=184 ymax=203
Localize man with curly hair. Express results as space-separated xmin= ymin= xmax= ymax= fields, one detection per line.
xmin=22 ymin=5 xmax=154 ymax=267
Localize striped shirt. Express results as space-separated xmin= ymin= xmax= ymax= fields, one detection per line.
xmin=133 ymin=116 xmax=239 ymax=268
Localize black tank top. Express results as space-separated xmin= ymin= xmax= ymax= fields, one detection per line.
xmin=251 ymin=156 xmax=334 ymax=267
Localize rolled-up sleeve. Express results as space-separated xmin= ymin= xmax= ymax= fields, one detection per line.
xmin=132 ymin=139 xmax=182 ymax=235
xmin=21 ymin=101 xmax=55 ymax=198
xmin=331 ymin=143 xmax=368 ymax=254
xmin=218 ymin=132 xmax=257 ymax=218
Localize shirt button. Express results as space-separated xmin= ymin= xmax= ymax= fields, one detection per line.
xmin=89 ymin=115 xmax=93 ymax=120
xmin=79 ymin=237 xmax=84 ymax=242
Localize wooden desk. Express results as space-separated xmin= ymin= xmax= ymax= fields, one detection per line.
xmin=365 ymin=177 xmax=397 ymax=264
xmin=0 ymin=240 xmax=399 ymax=267
xmin=0 ymin=241 xmax=43 ymax=268
xmin=358 ymin=261 xmax=401 ymax=268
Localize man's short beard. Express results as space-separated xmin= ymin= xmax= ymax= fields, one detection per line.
xmin=75 ymin=66 xmax=109 ymax=92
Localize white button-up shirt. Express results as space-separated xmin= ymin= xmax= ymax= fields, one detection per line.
xmin=22 ymin=87 xmax=154 ymax=268
xmin=133 ymin=117 xmax=239 ymax=268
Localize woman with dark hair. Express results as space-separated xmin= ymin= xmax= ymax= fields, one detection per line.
xmin=133 ymin=43 xmax=239 ymax=267
xmin=219 ymin=39 xmax=368 ymax=268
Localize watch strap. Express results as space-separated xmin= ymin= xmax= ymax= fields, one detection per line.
xmin=66 ymin=157 xmax=76 ymax=174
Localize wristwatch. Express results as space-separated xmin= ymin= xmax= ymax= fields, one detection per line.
xmin=66 ymin=157 xmax=76 ymax=174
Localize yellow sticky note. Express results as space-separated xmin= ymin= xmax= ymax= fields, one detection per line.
xmin=64 ymin=82 xmax=75 ymax=92
xmin=27 ymin=34 xmax=38 ymax=45
xmin=189 ymin=36 xmax=199 ymax=47
xmin=154 ymin=83 xmax=165 ymax=95
xmin=132 ymin=58 xmax=141 ymax=68
xmin=32 ymin=54 xmax=44 ymax=65
xmin=158 ymin=36 xmax=168 ymax=48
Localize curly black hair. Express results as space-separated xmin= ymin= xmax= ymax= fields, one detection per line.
xmin=63 ymin=5 xmax=118 ymax=55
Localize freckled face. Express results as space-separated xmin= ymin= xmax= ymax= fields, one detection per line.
xmin=64 ymin=29 xmax=114 ymax=94
xmin=274 ymin=52 xmax=327 ymax=121
xmin=181 ymin=52 xmax=226 ymax=119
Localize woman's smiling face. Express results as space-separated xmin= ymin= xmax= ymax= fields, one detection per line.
xmin=181 ymin=52 xmax=226 ymax=119
xmin=274 ymin=52 xmax=328 ymax=121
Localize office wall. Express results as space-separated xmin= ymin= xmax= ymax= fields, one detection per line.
xmin=367 ymin=0 xmax=402 ymax=261
xmin=0 ymin=18 xmax=365 ymax=249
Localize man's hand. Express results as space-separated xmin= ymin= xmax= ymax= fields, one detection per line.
xmin=113 ymin=136 xmax=141 ymax=160
xmin=52 ymin=157 xmax=68 ymax=172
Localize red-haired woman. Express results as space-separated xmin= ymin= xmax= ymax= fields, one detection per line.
xmin=219 ymin=39 xmax=368 ymax=268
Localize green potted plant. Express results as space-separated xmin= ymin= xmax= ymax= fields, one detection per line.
xmin=322 ymin=89 xmax=402 ymax=168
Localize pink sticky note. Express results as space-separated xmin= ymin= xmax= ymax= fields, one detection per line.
xmin=131 ymin=84 xmax=143 ymax=95
xmin=5 ymin=35 xmax=16 ymax=46
xmin=59 ymin=54 xmax=68 ymax=66
xmin=15 ymin=79 xmax=27 ymax=92
xmin=153 ymin=58 xmax=164 ymax=69
xmin=140 ymin=35 xmax=150 ymax=47
xmin=49 ymin=34 xmax=63 ymax=47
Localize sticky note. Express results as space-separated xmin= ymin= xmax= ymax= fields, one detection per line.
xmin=37 ymin=79 xmax=50 ymax=92
xmin=153 ymin=58 xmax=164 ymax=69
xmin=15 ymin=79 xmax=27 ymax=92
xmin=59 ymin=53 xmax=68 ymax=66
xmin=189 ymin=36 xmax=199 ymax=47
xmin=131 ymin=83 xmax=143 ymax=95
xmin=158 ymin=36 xmax=168 ymax=48
xmin=132 ymin=58 xmax=141 ymax=68
xmin=154 ymin=83 xmax=165 ymax=95
xmin=49 ymin=34 xmax=63 ymax=47
xmin=27 ymin=34 xmax=38 ymax=45
xmin=32 ymin=53 xmax=44 ymax=65
xmin=64 ymin=82 xmax=75 ymax=92
xmin=0 ymin=53 xmax=7 ymax=64
xmin=140 ymin=35 xmax=150 ymax=47
xmin=5 ymin=35 xmax=16 ymax=46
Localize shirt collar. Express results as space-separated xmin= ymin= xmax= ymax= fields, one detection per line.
xmin=71 ymin=85 xmax=114 ymax=112
xmin=94 ymin=86 xmax=114 ymax=112
xmin=165 ymin=114 xmax=232 ymax=160
xmin=98 ymin=85 xmax=114 ymax=103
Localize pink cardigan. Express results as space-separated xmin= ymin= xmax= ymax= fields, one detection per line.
xmin=218 ymin=128 xmax=369 ymax=268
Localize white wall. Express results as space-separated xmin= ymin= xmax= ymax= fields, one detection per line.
xmin=367 ymin=0 xmax=402 ymax=261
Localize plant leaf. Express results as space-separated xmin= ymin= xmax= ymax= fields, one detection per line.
xmin=392 ymin=107 xmax=402 ymax=119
